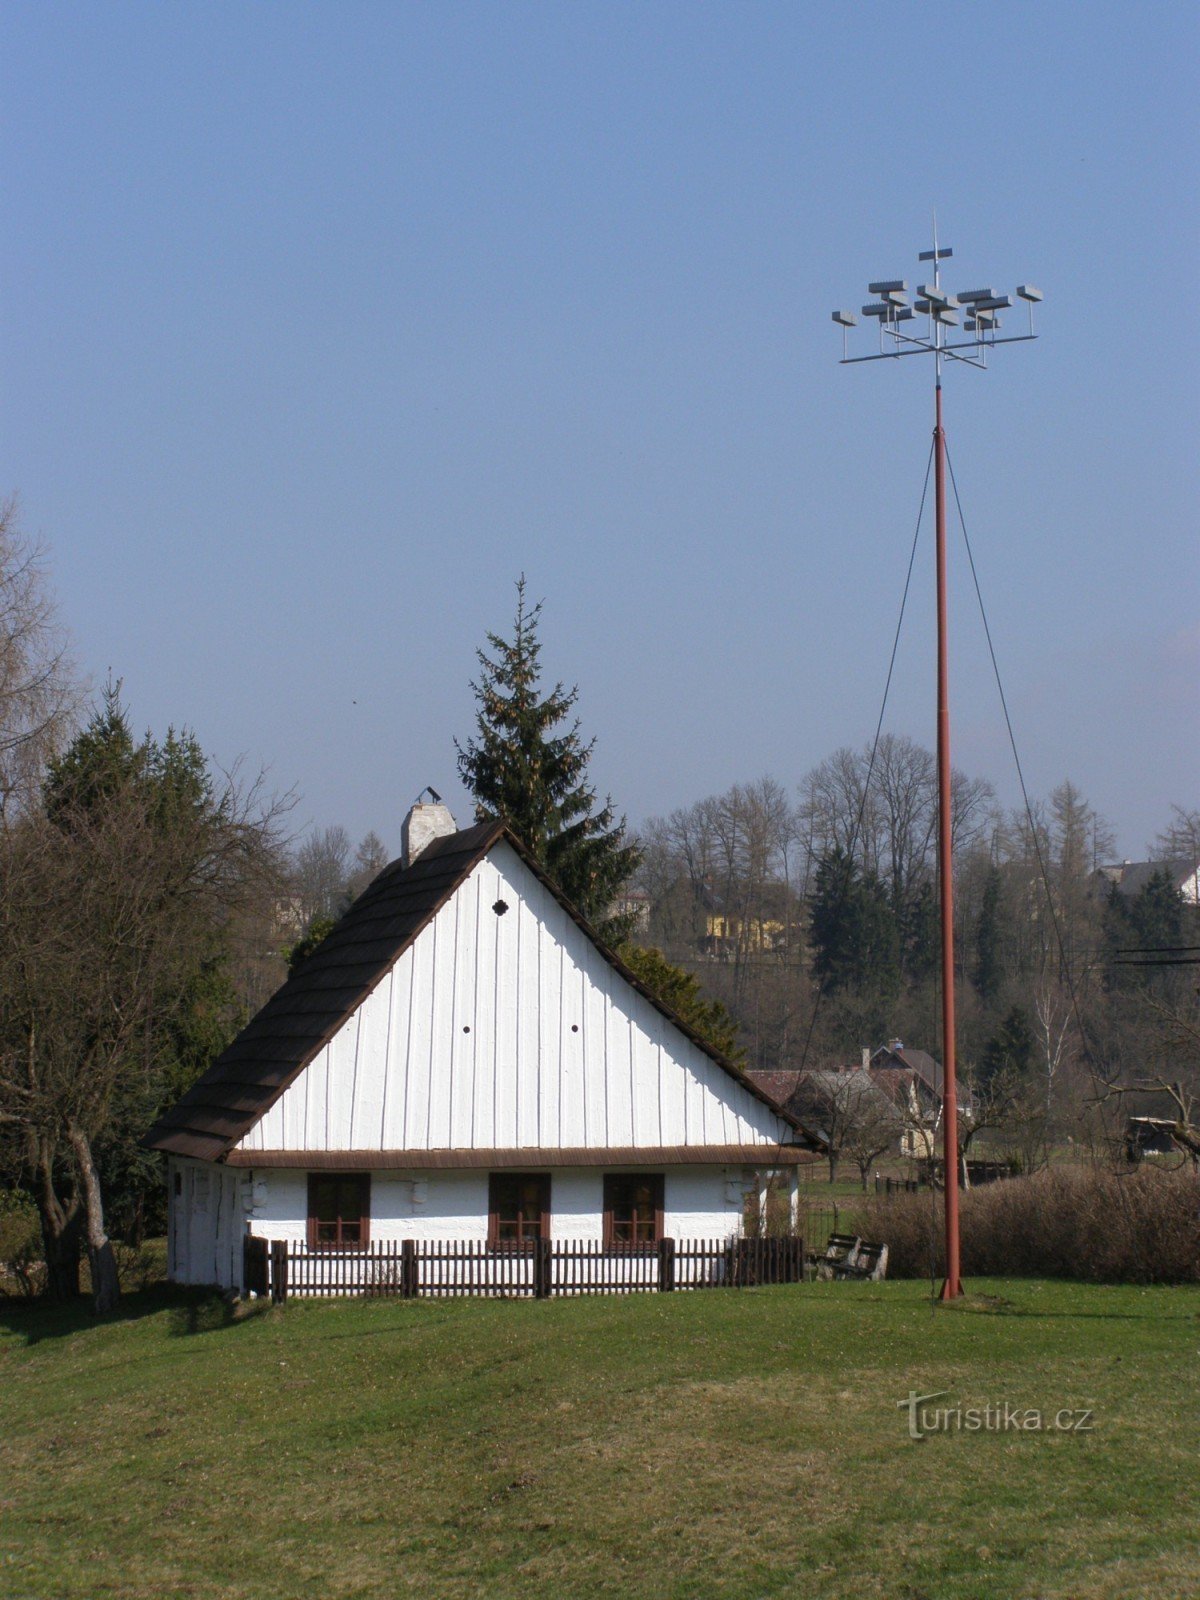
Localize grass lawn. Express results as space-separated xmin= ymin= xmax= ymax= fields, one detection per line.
xmin=1 ymin=1278 xmax=1197 ymax=1600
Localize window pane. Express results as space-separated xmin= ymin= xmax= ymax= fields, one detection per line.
xmin=490 ymin=1174 xmax=548 ymax=1244
xmin=604 ymin=1175 xmax=662 ymax=1246
xmin=308 ymin=1174 xmax=368 ymax=1247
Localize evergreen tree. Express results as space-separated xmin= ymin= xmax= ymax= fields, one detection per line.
xmin=1104 ymin=869 xmax=1187 ymax=994
xmin=2 ymin=686 xmax=285 ymax=1307
xmin=1128 ymin=868 xmax=1185 ymax=955
xmin=901 ymin=879 xmax=939 ymax=986
xmin=456 ymin=578 xmax=640 ymax=939
xmin=618 ymin=945 xmax=744 ymax=1061
xmin=287 ymin=915 xmax=337 ymax=975
xmin=972 ymin=865 xmax=1004 ymax=1003
xmin=979 ymin=1004 xmax=1035 ymax=1089
xmin=809 ymin=846 xmax=900 ymax=995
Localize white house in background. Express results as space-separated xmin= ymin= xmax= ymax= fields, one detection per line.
xmin=146 ymin=802 xmax=822 ymax=1291
xmin=1092 ymin=857 xmax=1200 ymax=905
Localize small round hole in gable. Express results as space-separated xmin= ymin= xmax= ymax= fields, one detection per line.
xmin=493 ymin=899 xmax=509 ymax=916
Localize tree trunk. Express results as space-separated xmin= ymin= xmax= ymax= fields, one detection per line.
xmin=67 ymin=1124 xmax=120 ymax=1314
xmin=34 ymin=1143 xmax=82 ymax=1301
xmin=38 ymin=1204 xmax=82 ymax=1300
xmin=828 ymin=1153 xmax=839 ymax=1183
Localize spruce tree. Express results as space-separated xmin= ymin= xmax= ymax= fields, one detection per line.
xmin=809 ymin=846 xmax=900 ymax=995
xmin=456 ymin=578 xmax=641 ymax=940
xmin=979 ymin=1004 xmax=1035 ymax=1089
xmin=972 ymin=865 xmax=1004 ymax=1003
xmin=901 ymin=879 xmax=939 ymax=985
xmin=618 ymin=944 xmax=743 ymax=1061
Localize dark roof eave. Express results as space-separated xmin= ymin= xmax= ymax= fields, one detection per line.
xmin=221 ymin=1143 xmax=822 ymax=1171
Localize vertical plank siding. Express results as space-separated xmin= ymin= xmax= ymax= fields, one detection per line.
xmin=253 ymin=1236 xmax=806 ymax=1302
xmin=236 ymin=843 xmax=793 ymax=1158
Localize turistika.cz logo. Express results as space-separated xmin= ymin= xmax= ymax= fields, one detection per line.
xmin=898 ymin=1389 xmax=1096 ymax=1441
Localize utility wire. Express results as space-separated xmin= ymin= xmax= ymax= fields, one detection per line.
xmin=945 ymin=439 xmax=1145 ymax=1253
xmin=944 ymin=443 xmax=1107 ymax=1089
xmin=796 ymin=439 xmax=935 ymax=1077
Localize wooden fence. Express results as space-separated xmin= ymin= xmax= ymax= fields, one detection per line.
xmin=243 ymin=1234 xmax=805 ymax=1304
xmin=874 ymin=1176 xmax=922 ymax=1197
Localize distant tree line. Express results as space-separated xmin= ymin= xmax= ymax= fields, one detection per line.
xmin=634 ymin=753 xmax=1199 ymax=1169
xmin=1 ymin=523 xmax=1195 ymax=1306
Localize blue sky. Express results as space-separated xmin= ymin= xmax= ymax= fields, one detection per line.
xmin=2 ymin=1 xmax=1196 ymax=859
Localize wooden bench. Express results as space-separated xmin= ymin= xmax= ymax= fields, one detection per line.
xmin=811 ymin=1232 xmax=888 ymax=1282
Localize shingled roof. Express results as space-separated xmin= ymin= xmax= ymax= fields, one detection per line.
xmin=145 ymin=819 xmax=816 ymax=1162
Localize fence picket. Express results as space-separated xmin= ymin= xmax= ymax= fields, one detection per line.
xmin=265 ymin=1233 xmax=804 ymax=1303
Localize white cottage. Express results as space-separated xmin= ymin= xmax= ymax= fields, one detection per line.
xmin=146 ymin=804 xmax=821 ymax=1291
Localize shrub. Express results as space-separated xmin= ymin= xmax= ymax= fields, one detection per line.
xmin=0 ymin=1188 xmax=44 ymax=1298
xmin=858 ymin=1164 xmax=1200 ymax=1284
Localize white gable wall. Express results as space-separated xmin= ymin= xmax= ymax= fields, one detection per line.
xmin=237 ymin=842 xmax=790 ymax=1155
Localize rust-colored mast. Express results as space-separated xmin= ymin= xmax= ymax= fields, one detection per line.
xmin=834 ymin=234 xmax=1042 ymax=1304
xmin=933 ymin=377 xmax=962 ymax=1300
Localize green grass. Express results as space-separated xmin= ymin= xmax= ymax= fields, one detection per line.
xmin=2 ymin=1278 xmax=1197 ymax=1600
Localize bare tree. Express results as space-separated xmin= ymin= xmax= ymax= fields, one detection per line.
xmin=1153 ymin=805 xmax=1200 ymax=866
xmin=782 ymin=1067 xmax=899 ymax=1185
xmin=798 ymin=736 xmax=995 ymax=922
xmin=0 ymin=497 xmax=77 ymax=818
xmin=956 ymin=1060 xmax=1050 ymax=1179
xmin=1096 ymin=984 xmax=1200 ymax=1165
xmin=842 ymin=1082 xmax=902 ymax=1189
xmin=294 ymin=824 xmax=352 ymax=925
xmin=1032 ymin=974 xmax=1074 ymax=1132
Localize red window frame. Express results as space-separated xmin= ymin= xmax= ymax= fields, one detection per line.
xmin=487 ymin=1173 xmax=551 ymax=1250
xmin=306 ymin=1173 xmax=370 ymax=1249
xmin=603 ymin=1174 xmax=664 ymax=1250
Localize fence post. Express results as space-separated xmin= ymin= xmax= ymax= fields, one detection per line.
xmin=657 ymin=1237 xmax=676 ymax=1292
xmin=790 ymin=1236 xmax=804 ymax=1283
xmin=270 ymin=1239 xmax=288 ymax=1305
xmin=534 ymin=1237 xmax=551 ymax=1299
xmin=401 ymin=1238 xmax=417 ymax=1299
xmin=243 ymin=1234 xmax=268 ymax=1298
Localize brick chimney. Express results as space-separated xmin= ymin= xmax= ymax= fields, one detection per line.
xmin=402 ymin=800 xmax=456 ymax=867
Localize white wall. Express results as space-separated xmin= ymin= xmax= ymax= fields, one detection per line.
xmin=238 ymin=1164 xmax=747 ymax=1246
xmin=237 ymin=842 xmax=791 ymax=1156
xmin=168 ymin=1156 xmax=246 ymax=1289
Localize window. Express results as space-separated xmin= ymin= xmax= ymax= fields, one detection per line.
xmin=488 ymin=1173 xmax=550 ymax=1249
xmin=603 ymin=1174 xmax=664 ymax=1249
xmin=307 ymin=1173 xmax=370 ymax=1248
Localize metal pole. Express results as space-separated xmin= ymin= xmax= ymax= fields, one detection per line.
xmin=934 ymin=378 xmax=962 ymax=1300
xmin=834 ymin=238 xmax=1039 ymax=1300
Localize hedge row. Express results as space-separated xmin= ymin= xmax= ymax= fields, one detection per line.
xmin=857 ymin=1164 xmax=1200 ymax=1283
